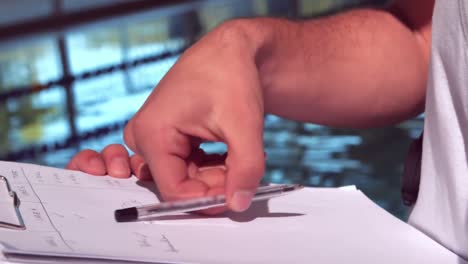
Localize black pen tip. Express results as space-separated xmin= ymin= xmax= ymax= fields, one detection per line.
xmin=115 ymin=207 xmax=138 ymax=222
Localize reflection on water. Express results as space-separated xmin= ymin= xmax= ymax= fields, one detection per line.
xmin=262 ymin=117 xmax=423 ymax=219
xmin=0 ymin=0 xmax=420 ymax=220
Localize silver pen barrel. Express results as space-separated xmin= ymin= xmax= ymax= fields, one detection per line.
xmin=115 ymin=184 xmax=303 ymax=222
xmin=137 ymin=184 xmax=303 ymax=219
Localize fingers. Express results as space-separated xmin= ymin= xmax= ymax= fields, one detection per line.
xmin=128 ymin=119 xmax=227 ymax=192
xmin=195 ymin=166 xmax=226 ymax=188
xmin=135 ymin=126 xmax=210 ymax=201
xmin=101 ymin=144 xmax=131 ymax=178
xmin=187 ymin=149 xmax=228 ymax=187
xmin=66 ymin=149 xmax=106 ymax=175
xmin=224 ymin=116 xmax=265 ymax=212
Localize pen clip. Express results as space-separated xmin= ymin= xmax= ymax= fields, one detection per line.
xmin=0 ymin=175 xmax=26 ymax=230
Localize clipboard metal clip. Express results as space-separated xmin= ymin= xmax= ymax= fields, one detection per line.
xmin=0 ymin=176 xmax=26 ymax=230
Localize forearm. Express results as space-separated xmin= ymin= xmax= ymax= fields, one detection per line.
xmin=218 ymin=8 xmax=430 ymax=128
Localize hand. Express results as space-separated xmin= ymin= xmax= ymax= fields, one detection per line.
xmin=66 ymin=144 xmax=152 ymax=180
xmin=67 ymin=143 xmax=230 ymax=181
xmin=67 ymin=144 xmax=232 ymax=214
xmin=124 ymin=22 xmax=266 ymax=212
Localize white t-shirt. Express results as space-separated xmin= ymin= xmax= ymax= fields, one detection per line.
xmin=408 ymin=0 xmax=468 ymax=259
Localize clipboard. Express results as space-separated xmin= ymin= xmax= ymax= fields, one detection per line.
xmin=0 ymin=175 xmax=25 ymax=230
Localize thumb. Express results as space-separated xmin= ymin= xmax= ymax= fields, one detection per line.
xmin=224 ymin=122 xmax=265 ymax=212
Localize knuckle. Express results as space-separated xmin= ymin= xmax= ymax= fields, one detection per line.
xmin=216 ymin=19 xmax=249 ymax=45
xmin=123 ymin=125 xmax=133 ymax=146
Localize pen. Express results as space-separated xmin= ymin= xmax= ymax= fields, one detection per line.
xmin=114 ymin=184 xmax=303 ymax=222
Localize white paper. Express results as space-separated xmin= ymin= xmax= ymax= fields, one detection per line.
xmin=0 ymin=161 xmax=465 ymax=264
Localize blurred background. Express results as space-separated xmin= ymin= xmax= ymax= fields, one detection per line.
xmin=0 ymin=0 xmax=422 ymax=219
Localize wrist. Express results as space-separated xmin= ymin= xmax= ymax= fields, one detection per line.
xmin=209 ymin=18 xmax=283 ymax=99
xmin=213 ymin=18 xmax=272 ymax=62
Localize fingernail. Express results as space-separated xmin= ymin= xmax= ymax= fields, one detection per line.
xmin=231 ymin=191 xmax=254 ymax=212
xmin=111 ymin=157 xmax=130 ymax=176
